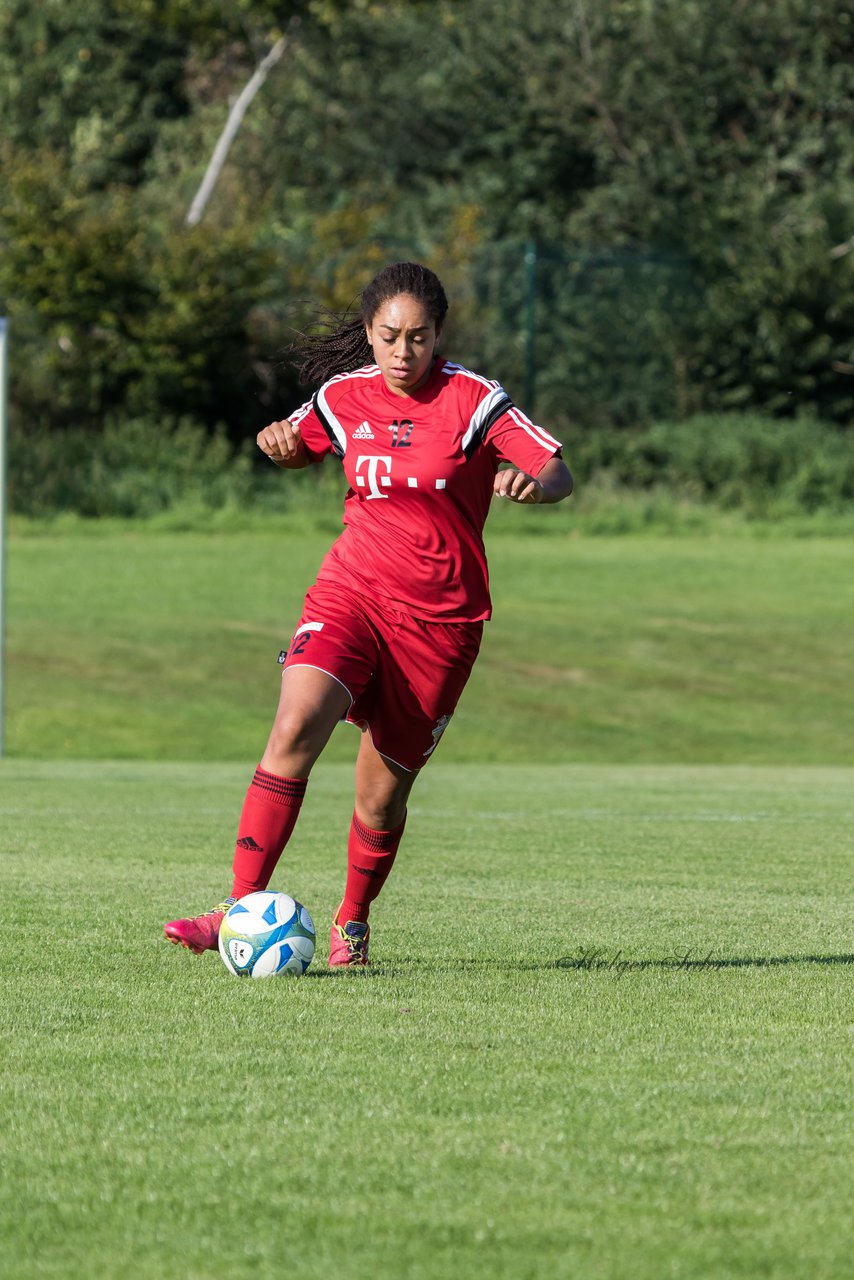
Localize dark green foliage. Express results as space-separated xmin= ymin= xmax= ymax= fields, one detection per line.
xmin=0 ymin=0 xmax=189 ymax=189
xmin=0 ymin=149 xmax=281 ymax=434
xmin=567 ymin=414 xmax=854 ymax=516
xmin=9 ymin=416 xmax=254 ymax=518
xmin=272 ymin=0 xmax=854 ymax=424
xmin=10 ymin=409 xmax=852 ymax=521
xmin=1 ymin=0 xmax=852 ymax=506
xmin=462 ymin=243 xmax=703 ymax=426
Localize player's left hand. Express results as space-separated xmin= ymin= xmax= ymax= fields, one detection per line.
xmin=493 ymin=468 xmax=543 ymax=504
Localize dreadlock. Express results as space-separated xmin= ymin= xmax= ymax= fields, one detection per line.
xmin=288 ymin=262 xmax=449 ymax=387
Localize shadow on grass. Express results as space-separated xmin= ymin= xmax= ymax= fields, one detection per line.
xmin=558 ymin=950 xmax=854 ymax=973
xmin=171 ymin=950 xmax=854 ymax=980
xmin=303 ymin=967 xmax=373 ymax=980
xmin=359 ymin=952 xmax=854 ymax=977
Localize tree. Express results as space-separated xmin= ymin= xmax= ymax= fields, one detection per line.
xmin=1 ymin=0 xmax=852 ymax=447
xmin=0 ymin=0 xmax=189 ymax=189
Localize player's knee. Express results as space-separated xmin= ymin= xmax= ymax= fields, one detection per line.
xmin=356 ymin=789 xmax=408 ymax=831
xmin=266 ymin=710 xmax=325 ymax=768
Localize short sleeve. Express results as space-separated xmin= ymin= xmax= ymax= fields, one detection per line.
xmin=486 ymin=399 xmax=563 ymax=475
xmin=288 ymin=397 xmax=334 ymax=464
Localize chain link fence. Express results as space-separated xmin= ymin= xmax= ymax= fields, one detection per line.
xmin=450 ymin=241 xmax=704 ymax=429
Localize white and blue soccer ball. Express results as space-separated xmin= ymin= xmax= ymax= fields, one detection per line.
xmin=218 ymin=891 xmax=315 ymax=978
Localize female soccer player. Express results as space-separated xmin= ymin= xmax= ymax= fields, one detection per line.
xmin=165 ymin=261 xmax=573 ymax=966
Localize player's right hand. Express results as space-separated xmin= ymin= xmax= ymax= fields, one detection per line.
xmin=257 ymin=419 xmax=303 ymax=466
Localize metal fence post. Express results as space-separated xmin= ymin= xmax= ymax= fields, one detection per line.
xmin=0 ymin=318 xmax=8 ymax=758
xmin=523 ymin=240 xmax=537 ymax=414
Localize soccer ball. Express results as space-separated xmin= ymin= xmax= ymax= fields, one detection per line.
xmin=218 ymin=891 xmax=315 ymax=978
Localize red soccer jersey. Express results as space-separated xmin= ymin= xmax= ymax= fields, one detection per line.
xmin=288 ymin=358 xmax=563 ymax=622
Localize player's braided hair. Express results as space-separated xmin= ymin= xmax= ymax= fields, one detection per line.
xmin=289 ymin=262 xmax=449 ymax=387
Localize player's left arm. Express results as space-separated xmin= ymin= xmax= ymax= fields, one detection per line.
xmin=483 ymin=391 xmax=572 ymax=504
xmin=493 ymin=456 xmax=574 ymax=505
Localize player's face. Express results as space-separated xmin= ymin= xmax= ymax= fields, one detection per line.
xmin=366 ymin=293 xmax=440 ymax=396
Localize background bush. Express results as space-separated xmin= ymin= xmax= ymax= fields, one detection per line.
xmin=1 ymin=0 xmax=852 ymax=466
xmin=11 ymin=412 xmax=853 ymax=521
xmin=566 ymin=414 xmax=854 ymax=517
xmin=10 ymin=416 xmax=255 ymax=518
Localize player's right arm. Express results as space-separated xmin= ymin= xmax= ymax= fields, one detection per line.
xmin=256 ymin=419 xmax=311 ymax=469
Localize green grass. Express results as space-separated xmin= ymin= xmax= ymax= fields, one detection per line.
xmin=1 ymin=760 xmax=851 ymax=1279
xmin=4 ymin=517 xmax=853 ymax=1275
xmin=6 ymin=515 xmax=854 ymax=763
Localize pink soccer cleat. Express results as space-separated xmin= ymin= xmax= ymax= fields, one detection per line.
xmin=164 ymin=898 xmax=235 ymax=954
xmin=329 ymin=910 xmax=370 ymax=968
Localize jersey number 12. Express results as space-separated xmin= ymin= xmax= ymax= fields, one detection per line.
xmin=389 ymin=419 xmax=413 ymax=447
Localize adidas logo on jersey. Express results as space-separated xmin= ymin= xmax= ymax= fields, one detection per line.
xmin=352 ymin=421 xmax=374 ymax=439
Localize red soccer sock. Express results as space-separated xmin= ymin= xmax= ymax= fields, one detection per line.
xmin=230 ymin=767 xmax=307 ymax=899
xmin=337 ymin=811 xmax=407 ymax=925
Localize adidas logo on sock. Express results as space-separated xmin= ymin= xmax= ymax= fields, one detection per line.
xmin=236 ymin=836 xmax=263 ymax=851
xmin=352 ymin=421 xmax=374 ymax=439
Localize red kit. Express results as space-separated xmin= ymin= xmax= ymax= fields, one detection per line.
xmin=283 ymin=358 xmax=563 ymax=768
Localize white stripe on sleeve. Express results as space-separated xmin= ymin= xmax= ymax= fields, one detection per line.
xmin=288 ymin=399 xmax=315 ymax=427
xmin=461 ymin=386 xmax=512 ymax=453
xmin=507 ymin=406 xmax=562 ymax=453
xmin=315 ymin=383 xmax=349 ymax=456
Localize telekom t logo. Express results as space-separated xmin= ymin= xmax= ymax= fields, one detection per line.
xmin=354 ymin=455 xmax=392 ymax=499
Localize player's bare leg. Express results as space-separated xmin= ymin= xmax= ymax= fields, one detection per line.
xmin=330 ymin=732 xmax=418 ymax=967
xmin=353 ymin=730 xmax=418 ymax=829
xmin=261 ymin=665 xmax=352 ymax=778
xmin=165 ymin=667 xmax=350 ymax=953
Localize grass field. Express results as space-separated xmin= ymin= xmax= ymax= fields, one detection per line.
xmin=3 ymin=517 xmax=852 ymax=1277
xmin=6 ymin=516 xmax=854 ymax=763
xmin=1 ymin=759 xmax=851 ymax=1279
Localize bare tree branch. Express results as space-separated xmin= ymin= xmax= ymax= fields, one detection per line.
xmin=185 ymin=35 xmax=287 ymax=228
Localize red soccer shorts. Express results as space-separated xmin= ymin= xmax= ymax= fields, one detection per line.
xmin=280 ymin=580 xmax=483 ymax=771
